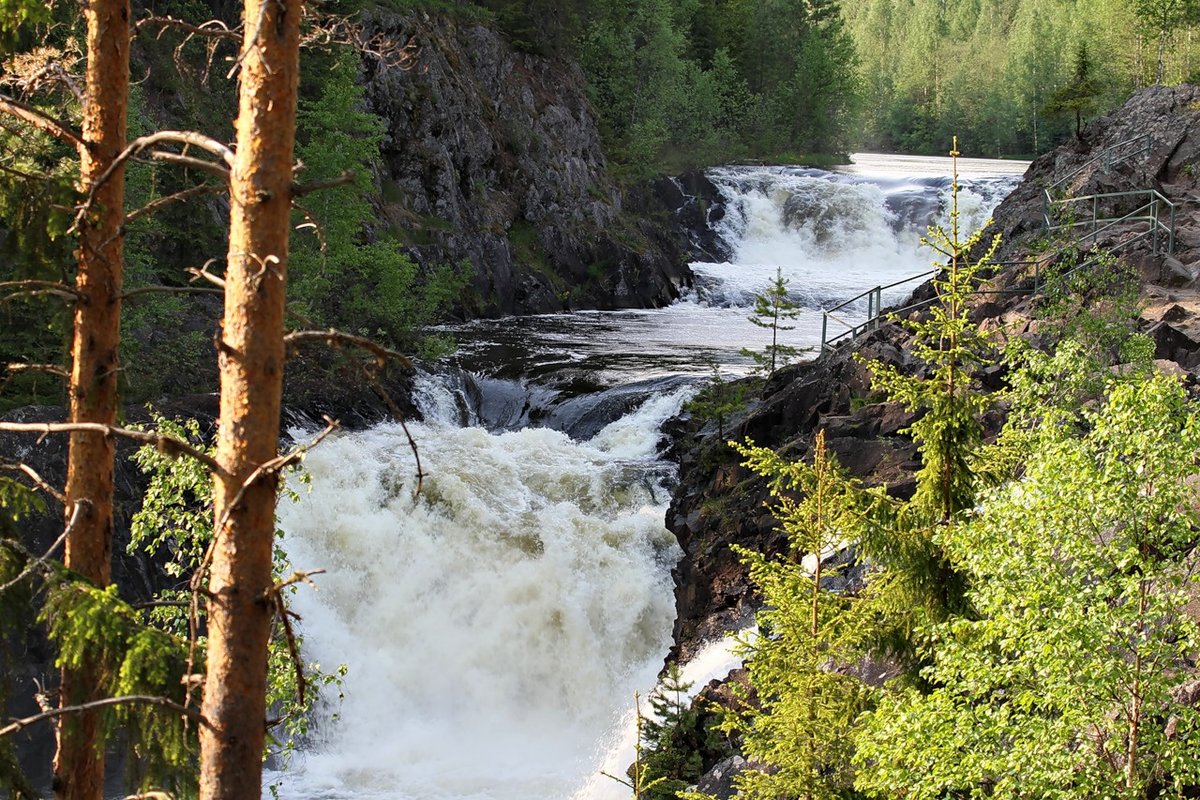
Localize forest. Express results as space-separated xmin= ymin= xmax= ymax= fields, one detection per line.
xmin=1 ymin=0 xmax=1200 ymax=798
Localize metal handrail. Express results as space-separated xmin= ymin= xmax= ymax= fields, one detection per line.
xmin=1046 ymin=134 xmax=1152 ymax=193
xmin=1043 ymin=188 xmax=1177 ymax=256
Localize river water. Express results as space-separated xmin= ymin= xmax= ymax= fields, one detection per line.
xmin=269 ymin=153 xmax=1027 ymax=800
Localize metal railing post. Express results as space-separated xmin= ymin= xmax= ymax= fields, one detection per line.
xmin=1092 ymin=195 xmax=1098 ymax=242
xmin=1170 ymin=203 xmax=1177 ymax=255
xmin=820 ymin=312 xmax=828 ymax=357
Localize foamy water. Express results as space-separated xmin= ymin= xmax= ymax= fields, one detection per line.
xmin=274 ymin=155 xmax=1027 ymax=799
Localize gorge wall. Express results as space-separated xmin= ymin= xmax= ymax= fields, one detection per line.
xmin=358 ymin=9 xmax=691 ymax=316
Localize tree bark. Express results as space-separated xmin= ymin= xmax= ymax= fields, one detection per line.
xmin=198 ymin=0 xmax=301 ymax=796
xmin=52 ymin=0 xmax=130 ymax=797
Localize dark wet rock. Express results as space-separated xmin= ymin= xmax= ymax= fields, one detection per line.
xmin=358 ymin=10 xmax=691 ymax=317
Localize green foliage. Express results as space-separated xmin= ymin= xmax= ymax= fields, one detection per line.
xmin=41 ymin=581 xmax=195 ymax=797
xmin=684 ymin=361 xmax=749 ymax=439
xmin=1035 ymin=248 xmax=1145 ymax=368
xmin=290 ymin=49 xmax=468 ymax=346
xmin=855 ymin=373 xmax=1200 ymax=799
xmin=722 ymin=432 xmax=875 ymax=800
xmin=577 ymin=0 xmax=858 ymax=175
xmin=866 ymin=147 xmax=998 ymax=522
xmin=635 ymin=664 xmax=729 ymax=800
xmin=842 ymin=0 xmax=1193 ymax=155
xmin=1043 ymin=42 xmax=1104 ymax=137
xmin=740 ymin=268 xmax=805 ymax=378
xmin=129 ymin=413 xmax=344 ymax=770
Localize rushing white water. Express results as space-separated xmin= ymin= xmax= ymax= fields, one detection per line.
xmin=445 ymin=154 xmax=1026 ymax=383
xmin=275 ymin=155 xmax=1028 ymax=799
xmin=272 ymin=385 xmax=693 ymax=800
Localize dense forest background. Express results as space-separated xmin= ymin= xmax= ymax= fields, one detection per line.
xmin=474 ymin=0 xmax=1200 ymax=166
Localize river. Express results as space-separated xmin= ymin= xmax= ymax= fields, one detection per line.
xmin=269 ymin=153 xmax=1027 ymax=800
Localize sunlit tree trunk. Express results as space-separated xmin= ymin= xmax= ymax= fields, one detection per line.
xmin=198 ymin=0 xmax=300 ymax=795
xmin=52 ymin=0 xmax=130 ymax=797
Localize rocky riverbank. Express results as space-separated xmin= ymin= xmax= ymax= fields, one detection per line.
xmin=665 ymin=80 xmax=1200 ymax=675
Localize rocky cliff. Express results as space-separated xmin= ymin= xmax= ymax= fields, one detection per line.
xmin=359 ymin=9 xmax=692 ymax=316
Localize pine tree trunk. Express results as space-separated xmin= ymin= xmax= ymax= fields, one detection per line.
xmin=52 ymin=0 xmax=130 ymax=797
xmin=198 ymin=0 xmax=300 ymax=797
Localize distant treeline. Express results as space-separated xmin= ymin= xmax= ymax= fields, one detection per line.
xmin=468 ymin=0 xmax=1200 ymax=164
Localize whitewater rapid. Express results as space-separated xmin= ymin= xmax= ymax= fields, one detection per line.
xmin=271 ymin=387 xmax=693 ymax=800
xmin=273 ymin=154 xmax=1028 ymax=799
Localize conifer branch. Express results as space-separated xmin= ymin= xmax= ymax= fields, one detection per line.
xmin=0 ymin=94 xmax=85 ymax=151
xmin=291 ymin=171 xmax=355 ymax=198
xmin=0 ymin=695 xmax=213 ymax=738
xmin=283 ymin=329 xmax=414 ymax=369
xmin=146 ymin=150 xmax=231 ymax=179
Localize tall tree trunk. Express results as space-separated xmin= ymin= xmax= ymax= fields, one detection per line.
xmin=52 ymin=0 xmax=130 ymax=797
xmin=198 ymin=0 xmax=300 ymax=796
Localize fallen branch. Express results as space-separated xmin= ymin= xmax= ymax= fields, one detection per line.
xmin=0 ymin=94 xmax=84 ymax=152
xmin=0 ymin=422 xmax=224 ymax=476
xmin=0 ymin=500 xmax=83 ymax=594
xmin=0 ymin=695 xmax=213 ymax=738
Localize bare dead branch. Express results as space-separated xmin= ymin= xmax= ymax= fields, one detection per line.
xmin=6 ymin=363 xmax=68 ymax=379
xmin=125 ymin=183 xmax=225 ymax=225
xmin=283 ymin=329 xmax=414 ymax=370
xmin=0 ymin=422 xmax=225 ymax=476
xmin=0 ymin=694 xmax=213 ymax=738
xmin=263 ymin=568 xmax=325 ymax=600
xmin=227 ymin=0 xmax=270 ymax=79
xmin=0 ymin=501 xmax=83 ymax=594
xmin=146 ymin=150 xmax=231 ymax=179
xmin=77 ymin=131 xmax=234 ymax=228
xmin=121 ymin=285 xmax=224 ymax=301
xmin=184 ymin=418 xmax=339 ymax=708
xmin=0 ymin=280 xmax=80 ymax=304
xmin=0 ymin=94 xmax=84 ymax=151
xmin=186 ymin=259 xmax=226 ymax=289
xmin=273 ymin=593 xmax=306 ymax=705
xmin=290 ymin=202 xmax=327 ymax=253
xmin=134 ymin=15 xmax=240 ymax=41
xmin=291 ymin=171 xmax=355 ymax=198
xmin=0 ymin=461 xmax=66 ymax=504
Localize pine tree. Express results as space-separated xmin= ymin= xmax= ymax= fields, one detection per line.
xmin=741 ymin=267 xmax=804 ymax=378
xmin=199 ymin=0 xmax=302 ymax=796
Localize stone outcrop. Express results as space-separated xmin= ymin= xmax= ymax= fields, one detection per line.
xmin=360 ymin=10 xmax=692 ymax=316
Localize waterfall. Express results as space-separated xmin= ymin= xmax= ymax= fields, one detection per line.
xmin=269 ymin=381 xmax=695 ymax=800
xmin=273 ymin=155 xmax=1028 ymax=799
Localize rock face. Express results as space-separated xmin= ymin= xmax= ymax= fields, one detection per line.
xmin=360 ymin=10 xmax=691 ymax=316
xmin=666 ymin=84 xmax=1200 ymax=663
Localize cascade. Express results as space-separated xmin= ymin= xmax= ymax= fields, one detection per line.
xmin=274 ymin=154 xmax=1026 ymax=799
